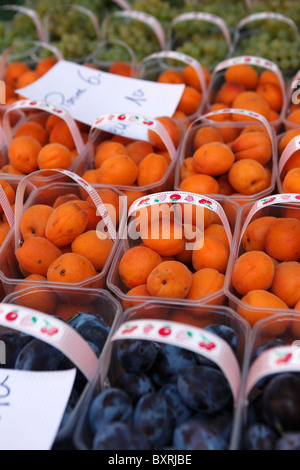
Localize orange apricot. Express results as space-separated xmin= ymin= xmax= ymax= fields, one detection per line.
xmin=256 ymin=82 xmax=283 ymax=112
xmin=237 ymin=290 xmax=289 ymax=329
xmin=15 ymin=121 xmax=48 ymax=146
xmin=180 ymin=157 xmax=198 ymax=180
xmin=13 ymin=274 xmax=57 ymax=315
xmin=49 ymin=121 xmax=75 ymax=150
xmin=192 ymin=235 xmax=229 ymax=273
xmin=47 ymin=252 xmax=97 ymax=284
xmin=0 ymin=222 xmax=11 ymax=246
xmin=16 ymin=70 xmax=39 ymax=90
xmin=71 ymin=230 xmax=113 ymax=271
xmin=141 ymin=218 xmax=185 ymax=257
xmin=36 ymin=57 xmax=57 ymax=76
xmin=119 ymin=246 xmax=162 ymax=289
xmin=37 ymin=143 xmax=71 ymax=170
xmin=16 ymin=237 xmax=62 ymax=276
xmin=20 ymin=204 xmax=54 ymax=240
xmin=193 ymin=126 xmax=224 ymax=151
xmin=216 ymin=173 xmax=234 ymax=196
xmin=137 ymin=153 xmax=168 ymax=186
xmin=147 ymin=260 xmax=192 ymax=299
xmin=270 ymin=261 xmax=300 ymax=307
xmin=45 ymin=201 xmax=88 ymax=247
xmin=8 ymin=136 xmax=41 ymax=174
xmin=108 ymin=61 xmax=132 ymax=77
xmin=259 ymin=70 xmax=281 ymax=87
xmin=215 ymin=80 xmax=245 ymax=106
xmin=81 ymin=169 xmax=100 ymax=185
xmin=285 ymin=109 xmax=300 ymax=130
xmin=45 ymin=114 xmax=63 ymax=134
xmin=225 ymin=64 xmax=259 ymax=90
xmin=148 ymin=116 xmax=182 ymax=151
xmin=122 ymin=284 xmax=151 ymax=310
xmin=5 ymin=61 xmax=30 ymax=86
xmin=282 ymin=168 xmax=300 ymax=192
xmin=126 ymin=140 xmax=154 ymax=166
xmin=176 ymin=86 xmax=202 ymax=115
xmin=182 ymin=65 xmax=210 ymax=91
xmin=242 ymin=216 xmax=277 ymax=252
xmin=71 ymin=200 xmax=101 ymax=231
xmin=179 ymin=174 xmax=219 ymax=194
xmin=94 ymin=141 xmax=128 ymax=169
xmin=98 ymin=155 xmax=138 ymax=186
xmin=192 ymin=142 xmax=235 ymax=176
xmin=264 ymin=217 xmax=300 ymax=261
xmin=204 ymin=224 xmax=230 ymax=251
xmin=52 ymin=193 xmax=80 ymax=208
xmin=232 ymin=92 xmax=271 ymax=121
xmin=157 ymin=69 xmax=184 ymax=84
xmin=186 ymin=268 xmax=225 ymax=304
xmin=232 ymin=251 xmax=275 ymax=296
xmin=228 ymin=159 xmax=269 ymax=195
xmin=279 ymin=129 xmax=300 ymax=154
xmin=231 ymin=131 xmax=272 ymax=165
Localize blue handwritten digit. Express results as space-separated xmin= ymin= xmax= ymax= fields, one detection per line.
xmin=44 ymin=92 xmax=65 ymax=107
xmin=0 ymin=375 xmax=10 ymax=400
xmin=125 ymin=89 xmax=146 ymax=107
xmin=77 ymin=70 xmax=101 ymax=86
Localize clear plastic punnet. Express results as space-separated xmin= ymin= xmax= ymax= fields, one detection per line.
xmin=72 ymin=300 xmax=250 ymax=450
xmin=205 ymin=55 xmax=287 ymax=133
xmin=225 ymin=193 xmax=300 ymax=329
xmin=283 ymin=68 xmax=300 ymax=132
xmin=174 ymin=107 xmax=277 ymax=206
xmin=276 ymin=131 xmax=300 ymax=193
xmin=0 ymin=288 xmax=123 ymax=449
xmin=0 ymin=169 xmax=127 ymax=296
xmin=77 ymin=112 xmax=186 ymax=197
xmin=234 ymin=312 xmax=300 ymax=450
xmin=107 ymin=190 xmax=237 ymax=310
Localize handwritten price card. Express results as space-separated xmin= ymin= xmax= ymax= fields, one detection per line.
xmin=0 ymin=368 xmax=76 ymax=450
xmin=15 ymin=60 xmax=185 ymax=129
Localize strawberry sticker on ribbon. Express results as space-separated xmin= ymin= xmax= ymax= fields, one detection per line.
xmin=111 ymin=319 xmax=241 ymax=402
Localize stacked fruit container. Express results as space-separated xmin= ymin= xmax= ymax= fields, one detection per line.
xmin=1 ymin=0 xmax=300 ymax=452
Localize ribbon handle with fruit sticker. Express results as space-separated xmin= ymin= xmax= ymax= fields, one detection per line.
xmin=2 ymin=100 xmax=85 ymax=156
xmin=103 ymin=10 xmax=166 ymax=51
xmin=110 ymin=319 xmax=241 ymax=403
xmin=0 ymin=303 xmax=99 ymax=381
xmin=244 ymin=344 xmax=300 ymax=399
xmin=168 ymin=12 xmax=232 ymax=50
xmin=209 ymin=56 xmax=287 ymax=121
xmin=128 ymin=190 xmax=233 ymax=249
xmin=13 ymin=168 xmax=117 ymax=252
xmin=239 ymin=193 xmax=300 ymax=248
xmin=139 ymin=50 xmax=207 ymax=115
xmin=279 ymin=135 xmax=300 ymax=180
xmin=0 ymin=4 xmax=45 ymax=42
xmin=91 ymin=113 xmax=177 ymax=161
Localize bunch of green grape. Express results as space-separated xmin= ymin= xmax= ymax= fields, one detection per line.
xmin=232 ymin=19 xmax=300 ymax=76
xmin=104 ymin=17 xmax=162 ymax=61
xmin=250 ymin=0 xmax=300 ymax=29
xmin=0 ymin=12 xmax=39 ymax=56
xmin=130 ymin=0 xmax=181 ymax=33
xmin=25 ymin=0 xmax=119 ymax=19
xmin=170 ymin=20 xmax=229 ymax=70
xmin=183 ymin=0 xmax=249 ymax=29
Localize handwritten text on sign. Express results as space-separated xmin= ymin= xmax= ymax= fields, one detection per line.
xmin=0 ymin=368 xmax=76 ymax=450
xmin=16 ymin=60 xmax=185 ymax=132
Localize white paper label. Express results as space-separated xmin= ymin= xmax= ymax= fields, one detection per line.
xmin=15 ymin=60 xmax=185 ymax=131
xmin=0 ymin=368 xmax=76 ymax=450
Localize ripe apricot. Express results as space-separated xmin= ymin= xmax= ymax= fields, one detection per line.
xmin=16 ymin=70 xmax=39 ymax=90
xmin=37 ymin=143 xmax=71 ymax=170
xmin=242 ymin=216 xmax=277 ymax=252
xmin=0 ymin=165 xmax=24 ymax=175
xmin=180 ymin=157 xmax=198 ymax=180
xmin=45 ymin=201 xmax=88 ymax=247
xmin=71 ymin=200 xmax=101 ymax=231
xmin=5 ymin=61 xmax=30 ymax=85
xmin=232 ymin=251 xmax=275 ymax=296
xmin=122 ymin=188 xmax=148 ymax=210
xmin=279 ymin=130 xmax=300 ymax=154
xmin=176 ymin=86 xmax=202 ymax=115
xmin=108 ymin=61 xmax=132 ymax=77
xmin=147 ymin=260 xmax=192 ymax=299
xmin=179 ymin=174 xmax=219 ymax=194
xmin=47 ymin=252 xmax=97 ymax=284
xmin=215 ymin=80 xmax=245 ymax=106
xmin=256 ymin=82 xmax=283 ymax=112
xmin=20 ymin=204 xmax=54 ymax=240
xmin=232 ymin=92 xmax=271 ymax=121
xmin=264 ymin=217 xmax=300 ymax=261
xmin=141 ymin=218 xmax=185 ymax=257
xmin=137 ymin=153 xmax=168 ymax=186
xmin=94 ymin=141 xmax=128 ymax=168
xmin=16 ymin=237 xmax=62 ymax=276
xmin=259 ymin=70 xmax=281 ymax=88
xmin=0 ymin=222 xmax=11 ymax=246
xmin=0 ymin=180 xmax=15 ymax=211
xmin=15 ymin=121 xmax=48 ymax=146
xmin=231 ymin=132 xmax=272 ymax=165
xmin=206 ymin=103 xmax=231 ymax=121
xmin=236 ymin=289 xmax=289 ymax=328
xmin=182 ymin=65 xmax=210 ymax=91
xmin=126 ymin=140 xmax=154 ymax=166
xmin=240 ymin=124 xmax=269 ymax=136
xmin=285 ymin=109 xmax=300 ymax=130
xmin=177 ymin=204 xmax=212 ymax=230
xmin=228 ymin=159 xmax=269 ymax=195
xmin=122 ymin=284 xmax=151 ymax=310
xmin=81 ymin=169 xmax=100 ymax=185
xmin=157 ymin=69 xmax=184 ymax=84
xmin=119 ymin=246 xmax=162 ymax=289
xmin=36 ymin=57 xmax=57 ymax=76
xmin=225 ymin=64 xmax=259 ymax=90
xmin=49 ymin=121 xmax=75 ymax=150
xmin=85 ymin=188 xmax=120 ymax=226
xmin=282 ymin=168 xmax=300 ymax=192
xmin=8 ymin=136 xmax=42 ymax=174
xmin=192 ymin=142 xmax=235 ymax=176
xmin=193 ymin=126 xmax=224 ymax=151
xmin=216 ymin=173 xmax=234 ymax=196
xmin=270 ymin=261 xmax=300 ymax=307
xmin=186 ymin=268 xmax=225 ymax=304
xmin=98 ymin=155 xmax=138 ymax=186
xmin=148 ymin=116 xmax=182 ymax=151
xmin=45 ymin=114 xmax=63 ymax=133
xmin=71 ymin=230 xmax=113 ymax=271
xmin=13 ymin=274 xmax=57 ymax=315
xmin=204 ymin=224 xmax=230 ymax=251
xmin=192 ymin=235 xmax=229 ymax=273
xmin=53 ymin=193 xmax=80 ymax=208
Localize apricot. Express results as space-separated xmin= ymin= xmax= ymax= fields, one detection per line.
xmin=232 ymin=91 xmax=271 ymax=121
xmin=37 ymin=143 xmax=71 ymax=170
xmin=179 ymin=174 xmax=219 ymax=195
xmin=215 ymin=80 xmax=245 ymax=106
xmin=236 ymin=289 xmax=289 ymax=328
xmin=16 ymin=70 xmax=39 ymax=90
xmin=157 ymin=69 xmax=184 ymax=84
xmin=193 ymin=126 xmax=224 ymax=151
xmin=85 ymin=188 xmax=120 ymax=226
xmin=264 ymin=217 xmax=300 ymax=261
xmin=192 ymin=235 xmax=229 ymax=274
xmin=231 ymin=132 xmax=272 ymax=165
xmin=192 ymin=142 xmax=235 ymax=176
xmin=148 ymin=116 xmax=182 ymax=151
xmin=53 ymin=193 xmax=80 ymax=209
xmin=98 ymin=155 xmax=138 ymax=186
xmin=285 ymin=109 xmax=300 ymax=130
xmin=122 ymin=284 xmax=151 ymax=310
xmin=147 ymin=260 xmax=192 ymax=299
xmin=242 ymin=216 xmax=277 ymax=252
xmin=15 ymin=121 xmax=48 ymax=146
xmin=81 ymin=169 xmax=100 ymax=185
xmin=94 ymin=141 xmax=128 ymax=169
xmin=36 ymin=57 xmax=57 ymax=76
xmin=141 ymin=218 xmax=185 ymax=257
xmin=5 ymin=61 xmax=30 ymax=86
xmin=232 ymin=251 xmax=275 ymax=296
xmin=13 ymin=274 xmax=57 ymax=315
xmin=176 ymin=86 xmax=202 ymax=115
xmin=16 ymin=237 xmax=62 ymax=276
xmin=71 ymin=230 xmax=113 ymax=271
xmin=240 ymin=124 xmax=269 ymax=136
xmin=225 ymin=64 xmax=259 ymax=90
xmin=186 ymin=268 xmax=225 ymax=304
xmin=20 ymin=204 xmax=54 ymax=240
xmin=45 ymin=114 xmax=63 ymax=134
xmin=0 ymin=180 xmax=15 ymax=211
xmin=137 ymin=153 xmax=168 ymax=186
xmin=8 ymin=136 xmax=42 ymax=174
xmin=216 ymin=173 xmax=234 ymax=196
xmin=126 ymin=140 xmax=154 ymax=166
xmin=182 ymin=65 xmax=210 ymax=91
xmin=47 ymin=252 xmax=97 ymax=284
xmin=282 ymin=168 xmax=300 ymax=192
xmin=109 ymin=61 xmax=132 ymax=77
xmin=45 ymin=201 xmax=88 ymax=247
xmin=204 ymin=224 xmax=230 ymax=251
xmin=118 ymin=246 xmax=162 ymax=290
xmin=180 ymin=157 xmax=198 ymax=180
xmin=49 ymin=121 xmax=75 ymax=150
xmin=270 ymin=261 xmax=300 ymax=308
xmin=259 ymin=70 xmax=281 ymax=88
xmin=0 ymin=223 xmax=11 ymax=246
xmin=228 ymin=159 xmax=269 ymax=195
xmin=71 ymin=200 xmax=101 ymax=231
xmin=279 ymin=129 xmax=300 ymax=154
xmin=256 ymin=82 xmax=283 ymax=112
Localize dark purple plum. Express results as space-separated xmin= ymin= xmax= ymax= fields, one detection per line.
xmin=117 ymin=340 xmax=159 ymax=373
xmin=243 ymin=423 xmax=278 ymax=450
xmin=92 ymin=422 xmax=151 ymax=450
xmin=114 ymin=372 xmax=155 ymax=403
xmin=276 ymin=433 xmax=300 ymax=450
xmin=173 ymin=418 xmax=227 ymax=450
xmin=158 ymin=383 xmax=194 ymax=426
xmin=149 ymin=344 xmax=196 ymax=387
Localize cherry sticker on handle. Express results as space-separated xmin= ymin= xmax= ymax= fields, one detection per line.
xmin=245 ymin=345 xmax=300 ymax=399
xmin=92 ymin=113 xmax=177 ymax=161
xmin=128 ymin=190 xmax=233 ymax=248
xmin=0 ymin=303 xmax=99 ymax=381
xmin=2 ymin=100 xmax=85 ymax=155
xmin=13 ymin=168 xmax=117 ymax=252
xmin=110 ymin=319 xmax=241 ymax=403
